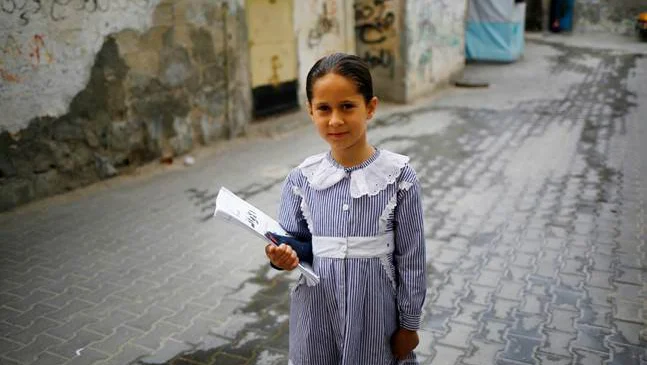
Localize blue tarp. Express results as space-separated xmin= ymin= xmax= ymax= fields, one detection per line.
xmin=466 ymin=0 xmax=526 ymax=62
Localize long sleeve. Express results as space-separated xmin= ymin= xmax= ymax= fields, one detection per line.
xmin=278 ymin=170 xmax=312 ymax=242
xmin=393 ymin=171 xmax=427 ymax=331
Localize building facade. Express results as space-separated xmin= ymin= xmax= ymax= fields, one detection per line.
xmin=0 ymin=0 xmax=468 ymax=211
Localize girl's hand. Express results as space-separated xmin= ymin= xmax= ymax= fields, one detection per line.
xmin=265 ymin=243 xmax=299 ymax=270
xmin=391 ymin=328 xmax=419 ymax=360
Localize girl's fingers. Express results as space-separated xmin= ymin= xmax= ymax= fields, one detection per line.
xmin=266 ymin=244 xmax=299 ymax=270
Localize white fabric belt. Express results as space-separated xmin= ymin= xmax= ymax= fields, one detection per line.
xmin=312 ymin=233 xmax=395 ymax=259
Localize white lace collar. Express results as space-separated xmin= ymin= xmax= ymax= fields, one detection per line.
xmin=298 ymin=149 xmax=409 ymax=198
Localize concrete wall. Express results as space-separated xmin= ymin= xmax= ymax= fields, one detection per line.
xmin=295 ymin=0 xmax=356 ymax=106
xmin=354 ymin=0 xmax=408 ymax=102
xmin=0 ymin=0 xmax=252 ymax=211
xmin=354 ymin=0 xmax=466 ymax=103
xmin=405 ymin=0 xmax=466 ymax=101
xmin=524 ymin=0 xmax=643 ymax=34
xmin=574 ymin=0 xmax=644 ymax=35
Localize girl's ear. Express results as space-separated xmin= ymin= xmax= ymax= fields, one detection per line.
xmin=366 ymin=96 xmax=378 ymax=120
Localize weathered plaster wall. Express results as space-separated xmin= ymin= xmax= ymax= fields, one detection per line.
xmin=574 ymin=0 xmax=644 ymax=35
xmin=524 ymin=0 xmax=643 ymax=34
xmin=405 ymin=0 xmax=466 ymax=101
xmin=354 ymin=0 xmax=408 ymax=102
xmin=295 ymin=0 xmax=356 ymax=106
xmin=353 ymin=0 xmax=466 ymax=103
xmin=0 ymin=0 xmax=251 ymax=211
xmin=0 ymin=0 xmax=162 ymax=133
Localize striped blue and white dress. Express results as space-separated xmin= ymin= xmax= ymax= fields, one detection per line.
xmin=278 ymin=148 xmax=427 ymax=365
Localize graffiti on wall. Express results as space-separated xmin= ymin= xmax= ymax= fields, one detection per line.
xmin=307 ymin=0 xmax=340 ymax=48
xmin=407 ymin=0 xmax=465 ymax=87
xmin=354 ymin=0 xmax=397 ymax=77
xmin=1 ymin=0 xmax=161 ymax=133
xmin=0 ymin=0 xmax=151 ymax=26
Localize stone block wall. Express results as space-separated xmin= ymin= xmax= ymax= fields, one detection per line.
xmin=0 ymin=0 xmax=251 ymax=211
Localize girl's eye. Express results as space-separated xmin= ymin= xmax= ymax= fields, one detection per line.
xmin=342 ymin=104 xmax=355 ymax=110
xmin=317 ymin=106 xmax=330 ymax=112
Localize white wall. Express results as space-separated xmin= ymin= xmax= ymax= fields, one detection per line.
xmin=405 ymin=0 xmax=467 ymax=101
xmin=0 ymin=0 xmax=163 ymax=133
xmin=295 ymin=0 xmax=356 ymax=106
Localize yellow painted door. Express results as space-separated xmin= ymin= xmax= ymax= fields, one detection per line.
xmin=246 ymin=0 xmax=299 ymax=117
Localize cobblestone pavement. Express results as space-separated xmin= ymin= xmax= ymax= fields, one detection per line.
xmin=1 ymin=36 xmax=646 ymax=365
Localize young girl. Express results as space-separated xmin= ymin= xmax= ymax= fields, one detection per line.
xmin=265 ymin=53 xmax=426 ymax=365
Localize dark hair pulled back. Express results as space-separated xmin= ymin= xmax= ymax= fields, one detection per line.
xmin=305 ymin=53 xmax=374 ymax=104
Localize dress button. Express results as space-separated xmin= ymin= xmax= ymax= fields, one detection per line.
xmin=342 ymin=203 xmax=349 ymax=211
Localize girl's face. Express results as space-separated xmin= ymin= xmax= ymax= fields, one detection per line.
xmin=308 ymin=73 xmax=377 ymax=152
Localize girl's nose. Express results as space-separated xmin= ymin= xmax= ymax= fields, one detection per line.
xmin=329 ymin=111 xmax=344 ymax=126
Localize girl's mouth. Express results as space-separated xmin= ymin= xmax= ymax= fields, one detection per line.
xmin=328 ymin=132 xmax=348 ymax=138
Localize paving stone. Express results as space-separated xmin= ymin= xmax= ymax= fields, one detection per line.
xmin=584 ymin=286 xmax=614 ymax=307
xmin=572 ymin=324 xmax=613 ymax=354
xmin=7 ymin=303 xmax=57 ymax=327
xmin=463 ymin=339 xmax=505 ymax=365
xmin=86 ymin=309 xmax=137 ymax=336
xmin=5 ymin=290 xmax=56 ymax=312
xmin=95 ymin=344 xmax=150 ymax=365
xmin=607 ymin=342 xmax=647 ymax=365
xmin=90 ymin=325 xmax=144 ymax=354
xmin=484 ymin=298 xmax=518 ymax=322
xmin=612 ymin=299 xmax=643 ymax=324
xmin=474 ymin=270 xmax=503 ymax=288
xmin=164 ymin=303 xmax=209 ymax=327
xmin=43 ymin=287 xmax=93 ymax=309
xmin=80 ymin=295 xmax=127 ymax=319
xmin=30 ymin=351 xmax=68 ymax=365
xmin=8 ymin=277 xmax=55 ymax=298
xmin=11 ymin=319 xmax=58 ymax=345
xmin=453 ymin=301 xmax=488 ymax=325
xmin=5 ymin=334 xmax=63 ymax=363
xmin=0 ymin=337 xmax=22 ymax=355
xmin=578 ymin=304 xmax=613 ymax=328
xmin=545 ymin=307 xmax=579 ymax=334
xmin=542 ymin=329 xmax=574 ymax=358
xmin=497 ymin=281 xmax=526 ymax=301
xmin=588 ymin=270 xmax=614 ymax=289
xmin=437 ymin=322 xmax=475 ymax=349
xmin=551 ymin=287 xmax=584 ymax=312
xmin=535 ymin=351 xmax=572 ymax=365
xmin=49 ymin=329 xmax=104 ymax=359
xmin=420 ymin=307 xmax=454 ymax=334
xmin=46 ymin=314 xmax=98 ymax=340
xmin=200 ymin=315 xmax=251 ymax=342
xmin=125 ymin=306 xmax=173 ymax=332
xmin=429 ymin=343 xmax=465 ymax=365
xmin=571 ymin=348 xmax=608 ymax=365
xmin=64 ymin=348 xmax=110 ymax=365
xmin=502 ymin=335 xmax=542 ymax=364
xmin=46 ymin=300 xmax=95 ymax=322
xmin=138 ymin=339 xmax=193 ymax=364
xmin=509 ymin=313 xmax=545 ymax=340
xmin=467 ymin=284 xmax=493 ymax=306
xmin=132 ymin=322 xmax=183 ymax=351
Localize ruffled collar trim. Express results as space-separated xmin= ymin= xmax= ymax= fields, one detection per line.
xmin=298 ymin=149 xmax=409 ymax=198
